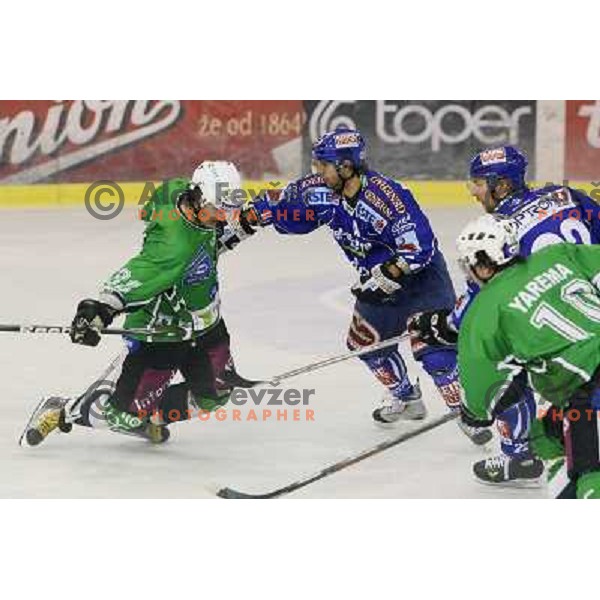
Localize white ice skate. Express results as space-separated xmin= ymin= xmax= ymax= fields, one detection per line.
xmin=372 ymin=382 xmax=427 ymax=425
xmin=456 ymin=417 xmax=494 ymax=446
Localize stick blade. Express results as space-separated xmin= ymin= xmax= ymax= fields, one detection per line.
xmin=217 ymin=487 xmax=269 ymax=499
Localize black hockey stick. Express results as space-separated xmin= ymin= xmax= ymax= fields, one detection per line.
xmin=217 ymin=411 xmax=458 ymax=499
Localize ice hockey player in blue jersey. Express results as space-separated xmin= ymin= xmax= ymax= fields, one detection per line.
xmin=408 ymin=145 xmax=600 ymax=486
xmin=252 ymin=127 xmax=491 ymax=445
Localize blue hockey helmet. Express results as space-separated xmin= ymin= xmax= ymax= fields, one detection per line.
xmin=311 ymin=127 xmax=367 ymax=170
xmin=469 ymin=146 xmax=528 ymax=192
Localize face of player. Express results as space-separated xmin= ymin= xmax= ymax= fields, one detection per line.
xmin=467 ymin=177 xmax=514 ymax=213
xmin=471 ymin=262 xmax=497 ymax=284
xmin=181 ymin=188 xmax=219 ymax=228
xmin=467 ymin=178 xmax=496 ymax=213
xmin=312 ymin=160 xmax=342 ymax=190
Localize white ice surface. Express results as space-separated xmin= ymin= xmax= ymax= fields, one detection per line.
xmin=0 ymin=205 xmax=545 ymax=498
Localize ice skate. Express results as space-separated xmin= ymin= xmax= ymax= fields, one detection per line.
xmin=372 ymin=382 xmax=427 ymax=424
xmin=216 ymin=361 xmax=260 ymax=392
xmin=473 ymin=454 xmax=545 ymax=487
xmin=456 ymin=417 xmax=493 ymax=446
xmin=103 ymin=402 xmax=170 ymax=444
xmin=20 ymin=396 xmax=72 ymax=447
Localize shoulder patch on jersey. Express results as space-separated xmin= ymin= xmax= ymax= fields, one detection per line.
xmin=368 ymin=174 xmax=406 ymax=215
xmin=298 ymin=174 xmax=326 ymax=191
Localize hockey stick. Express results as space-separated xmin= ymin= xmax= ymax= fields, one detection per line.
xmin=217 ymin=411 xmax=458 ymax=499
xmin=264 ymin=333 xmax=409 ymax=387
xmin=0 ymin=324 xmax=162 ymax=336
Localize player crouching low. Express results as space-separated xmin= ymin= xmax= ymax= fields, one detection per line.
xmin=23 ymin=161 xmax=260 ymax=447
xmin=455 ymin=215 xmax=600 ymax=498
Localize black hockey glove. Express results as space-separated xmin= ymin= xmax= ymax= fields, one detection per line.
xmin=352 ymin=259 xmax=406 ymax=304
xmin=70 ymin=299 xmax=117 ymax=347
xmin=217 ymin=207 xmax=259 ymax=253
xmin=408 ymin=309 xmax=458 ymax=353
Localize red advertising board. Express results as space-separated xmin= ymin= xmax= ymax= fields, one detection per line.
xmin=565 ymin=100 xmax=600 ymax=181
xmin=0 ymin=101 xmax=304 ymax=183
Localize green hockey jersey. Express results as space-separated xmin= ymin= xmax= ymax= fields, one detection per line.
xmin=100 ymin=178 xmax=221 ymax=342
xmin=458 ymin=243 xmax=600 ymax=421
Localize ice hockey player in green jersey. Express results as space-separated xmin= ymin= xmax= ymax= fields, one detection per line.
xmin=456 ymin=214 xmax=600 ymax=499
xmin=23 ymin=161 xmax=260 ymax=446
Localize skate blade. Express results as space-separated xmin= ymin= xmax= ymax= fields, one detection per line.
xmin=473 ymin=475 xmax=544 ymax=489
xmin=18 ymin=397 xmax=49 ymax=447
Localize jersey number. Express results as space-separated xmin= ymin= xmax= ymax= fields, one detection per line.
xmin=530 ymin=279 xmax=600 ymax=342
xmin=530 ymin=218 xmax=592 ymax=252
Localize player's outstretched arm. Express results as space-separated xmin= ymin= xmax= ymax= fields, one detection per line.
xmin=251 ymin=175 xmax=332 ymax=235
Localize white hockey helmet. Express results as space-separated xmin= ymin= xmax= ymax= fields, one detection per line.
xmin=456 ymin=214 xmax=519 ymax=281
xmin=191 ymin=160 xmax=243 ymax=209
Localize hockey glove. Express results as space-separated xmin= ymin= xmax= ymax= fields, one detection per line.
xmin=248 ymin=191 xmax=282 ymax=227
xmin=352 ymin=258 xmax=407 ymax=304
xmin=70 ymin=299 xmax=118 ymax=347
xmin=217 ymin=207 xmax=259 ymax=253
xmin=408 ymin=309 xmax=458 ymax=354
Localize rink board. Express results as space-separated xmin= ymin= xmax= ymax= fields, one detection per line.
xmin=0 ymin=180 xmax=478 ymax=208
xmin=1 ymin=180 xmax=597 ymax=209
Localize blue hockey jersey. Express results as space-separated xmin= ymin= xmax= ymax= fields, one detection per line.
xmin=254 ymin=171 xmax=441 ymax=281
xmin=451 ymin=185 xmax=600 ymax=328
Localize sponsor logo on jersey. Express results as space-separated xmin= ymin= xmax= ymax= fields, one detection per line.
xmin=303 ymin=186 xmax=338 ymax=206
xmin=364 ymin=189 xmax=393 ymax=219
xmin=184 ymin=249 xmax=213 ymax=285
xmin=332 ymin=227 xmax=371 ymax=258
xmin=391 ymin=215 xmax=413 ymax=233
xmin=480 ymin=147 xmax=507 ymax=165
xmin=368 ymin=175 xmax=406 ymax=215
xmin=510 ymin=188 xmax=578 ymax=237
xmin=394 ymin=226 xmax=422 ymax=254
xmin=356 ymin=200 xmax=388 ymax=233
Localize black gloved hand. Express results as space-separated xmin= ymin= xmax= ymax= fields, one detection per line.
xmin=408 ymin=309 xmax=458 ymax=350
xmin=70 ymin=299 xmax=117 ymax=347
xmin=217 ymin=207 xmax=260 ymax=252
